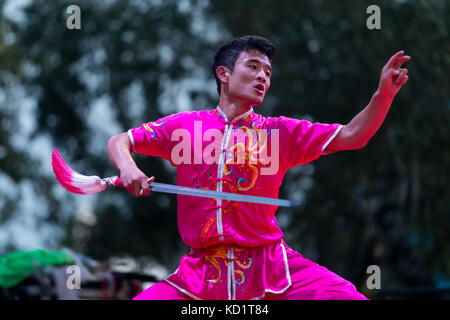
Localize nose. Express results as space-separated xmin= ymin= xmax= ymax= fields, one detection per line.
xmin=256 ymin=69 xmax=267 ymax=83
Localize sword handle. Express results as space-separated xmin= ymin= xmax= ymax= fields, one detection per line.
xmin=104 ymin=176 xmax=137 ymax=194
xmin=106 ymin=176 xmax=157 ymax=196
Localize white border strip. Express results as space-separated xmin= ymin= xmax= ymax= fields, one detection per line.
xmin=163 ymin=279 xmax=202 ymax=300
xmin=227 ymin=247 xmax=232 ymax=300
xmin=216 ymin=105 xmax=253 ymax=123
xmin=280 ymin=242 xmax=292 ymax=287
xmin=216 ymin=105 xmax=229 ymax=122
xmin=249 ymin=241 xmax=293 ymax=300
xmin=127 ymin=129 xmax=135 ymax=152
xmin=216 ymin=124 xmax=233 ymax=241
xmin=230 ymin=247 xmax=236 ymax=300
xmin=321 ymin=124 xmax=344 ymax=152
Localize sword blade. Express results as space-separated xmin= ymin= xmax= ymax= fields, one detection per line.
xmin=148 ymin=181 xmax=299 ymax=207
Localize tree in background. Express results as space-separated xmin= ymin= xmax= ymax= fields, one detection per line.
xmin=2 ymin=0 xmax=224 ymax=268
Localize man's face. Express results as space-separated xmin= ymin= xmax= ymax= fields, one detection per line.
xmin=227 ymin=49 xmax=272 ymax=107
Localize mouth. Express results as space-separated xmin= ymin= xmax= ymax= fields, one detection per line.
xmin=254 ymin=84 xmax=265 ymax=95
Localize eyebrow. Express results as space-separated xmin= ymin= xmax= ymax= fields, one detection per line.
xmin=247 ymin=59 xmax=272 ymax=72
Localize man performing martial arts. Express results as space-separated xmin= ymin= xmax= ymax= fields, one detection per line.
xmin=107 ymin=35 xmax=410 ymax=300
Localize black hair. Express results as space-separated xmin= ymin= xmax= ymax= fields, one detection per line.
xmin=212 ymin=35 xmax=276 ymax=95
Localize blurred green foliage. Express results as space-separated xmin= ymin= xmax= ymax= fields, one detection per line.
xmin=0 ymin=0 xmax=449 ymax=298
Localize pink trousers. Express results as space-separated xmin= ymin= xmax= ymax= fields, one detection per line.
xmin=133 ymin=245 xmax=368 ymax=300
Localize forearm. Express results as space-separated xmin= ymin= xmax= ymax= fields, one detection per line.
xmin=327 ymin=51 xmax=409 ymax=152
xmin=344 ymin=90 xmax=394 ymax=148
xmin=107 ymin=132 xmax=138 ymax=171
xmin=107 ymin=133 xmax=152 ymax=196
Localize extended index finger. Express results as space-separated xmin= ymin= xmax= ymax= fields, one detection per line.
xmin=387 ymin=50 xmax=405 ymax=67
xmin=394 ymin=55 xmax=411 ymax=68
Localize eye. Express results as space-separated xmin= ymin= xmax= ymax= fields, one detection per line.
xmin=249 ymin=65 xmax=257 ymax=70
xmin=266 ymin=71 xmax=271 ymax=77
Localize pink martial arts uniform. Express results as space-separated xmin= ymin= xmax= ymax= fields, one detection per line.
xmin=128 ymin=106 xmax=367 ymax=300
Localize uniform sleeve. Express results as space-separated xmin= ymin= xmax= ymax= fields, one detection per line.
xmin=127 ymin=112 xmax=183 ymax=165
xmin=276 ymin=116 xmax=343 ymax=169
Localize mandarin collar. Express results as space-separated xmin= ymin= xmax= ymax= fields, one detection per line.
xmin=215 ymin=105 xmax=254 ymax=124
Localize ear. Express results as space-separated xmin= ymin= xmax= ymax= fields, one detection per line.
xmin=216 ymin=66 xmax=231 ymax=84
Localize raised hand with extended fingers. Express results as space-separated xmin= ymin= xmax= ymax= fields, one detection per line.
xmin=378 ymin=50 xmax=411 ymax=98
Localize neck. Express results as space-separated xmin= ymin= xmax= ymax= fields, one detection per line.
xmin=218 ymin=93 xmax=252 ymax=122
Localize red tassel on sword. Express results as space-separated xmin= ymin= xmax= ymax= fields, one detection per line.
xmin=51 ymin=148 xmax=123 ymax=194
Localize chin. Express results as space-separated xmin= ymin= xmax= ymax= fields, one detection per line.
xmin=247 ymin=95 xmax=265 ymax=106
xmin=235 ymin=92 xmax=264 ymax=107
xmin=250 ymin=101 xmax=263 ymax=107
xmin=252 ymin=97 xmax=265 ymax=106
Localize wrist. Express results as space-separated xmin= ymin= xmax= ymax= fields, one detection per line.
xmin=117 ymin=160 xmax=137 ymax=172
xmin=374 ymin=88 xmax=395 ymax=103
xmin=373 ymin=88 xmax=395 ymax=101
